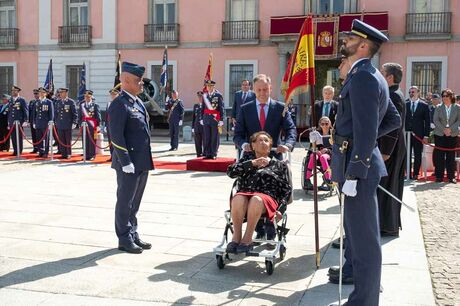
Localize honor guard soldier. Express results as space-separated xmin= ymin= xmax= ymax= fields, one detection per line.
xmin=192 ymin=91 xmax=204 ymax=157
xmin=108 ymin=61 xmax=154 ymax=254
xmin=201 ymin=80 xmax=224 ymax=159
xmin=79 ymin=90 xmax=101 ymax=160
xmin=28 ymin=89 xmax=40 ymax=153
xmin=166 ymin=90 xmax=184 ymax=151
xmin=329 ymin=20 xmax=401 ymax=306
xmin=0 ymin=95 xmax=11 ymax=152
xmin=106 ymin=88 xmax=120 ymax=160
xmin=34 ymin=87 xmax=54 ymax=158
xmin=55 ymin=88 xmax=78 ymax=159
xmin=5 ymin=85 xmax=28 ymax=155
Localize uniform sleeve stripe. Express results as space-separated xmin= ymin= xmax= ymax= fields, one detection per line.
xmin=112 ymin=141 xmax=128 ymax=151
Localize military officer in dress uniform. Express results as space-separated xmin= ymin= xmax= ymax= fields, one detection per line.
xmin=329 ymin=20 xmax=401 ymax=306
xmin=34 ymin=87 xmax=54 ymax=158
xmin=0 ymin=95 xmax=11 ymax=152
xmin=55 ymin=88 xmax=78 ymax=159
xmin=165 ymin=90 xmax=184 ymax=151
xmin=6 ymin=85 xmax=28 ymax=155
xmin=28 ymin=89 xmax=40 ymax=153
xmin=79 ymin=90 xmax=101 ymax=160
xmin=108 ymin=61 xmax=154 ymax=254
xmin=192 ymin=91 xmax=204 ymax=157
xmin=201 ymin=80 xmax=224 ymax=159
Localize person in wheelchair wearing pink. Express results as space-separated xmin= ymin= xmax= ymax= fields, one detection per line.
xmin=226 ymin=131 xmax=291 ymax=254
xmin=305 ymin=116 xmax=333 ymax=191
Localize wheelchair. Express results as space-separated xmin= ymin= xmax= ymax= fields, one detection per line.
xmin=213 ymin=150 xmax=292 ymax=275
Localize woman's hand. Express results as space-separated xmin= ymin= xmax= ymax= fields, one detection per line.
xmin=252 ymin=156 xmax=270 ymax=168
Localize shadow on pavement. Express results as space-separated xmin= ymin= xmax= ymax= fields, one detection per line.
xmin=0 ymin=249 xmax=117 ymax=289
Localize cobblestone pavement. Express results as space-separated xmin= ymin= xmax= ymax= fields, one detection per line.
xmin=412 ymin=181 xmax=460 ymax=306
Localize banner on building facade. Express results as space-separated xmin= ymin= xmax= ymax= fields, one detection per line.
xmin=313 ymin=16 xmax=340 ymax=60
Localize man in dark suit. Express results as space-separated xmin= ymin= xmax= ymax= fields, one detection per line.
xmin=311 ymin=85 xmax=338 ymax=127
xmin=405 ymin=85 xmax=431 ymax=180
xmin=108 ymin=61 xmax=154 ymax=254
xmin=234 ymin=74 xmax=296 ymax=155
xmin=6 ymin=85 xmax=28 ymax=156
xmin=330 ymin=20 xmax=400 ymax=305
xmin=166 ymin=90 xmax=184 ymax=151
xmin=231 ymin=79 xmax=256 ymax=126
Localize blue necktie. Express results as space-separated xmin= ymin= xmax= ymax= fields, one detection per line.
xmin=323 ymin=103 xmax=330 ymax=117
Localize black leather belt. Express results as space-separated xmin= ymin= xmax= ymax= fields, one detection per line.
xmin=333 ymin=134 xmax=353 ymax=147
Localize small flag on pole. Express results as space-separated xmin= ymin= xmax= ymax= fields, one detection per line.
xmin=44 ymin=59 xmax=54 ymax=95
xmin=77 ymin=63 xmax=87 ymax=102
xmin=114 ymin=51 xmax=121 ymax=89
xmin=160 ymin=46 xmax=168 ymax=90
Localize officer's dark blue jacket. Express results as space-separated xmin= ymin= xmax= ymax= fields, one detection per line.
xmin=6 ymin=96 xmax=28 ymax=127
xmin=166 ymin=99 xmax=184 ymax=123
xmin=34 ymin=98 xmax=54 ymax=129
xmin=55 ymin=98 xmax=78 ymax=130
xmin=331 ymin=59 xmax=401 ymax=183
xmin=201 ymin=91 xmax=225 ymax=125
xmin=108 ymin=91 xmax=154 ymax=172
xmin=192 ymin=103 xmax=202 ymax=129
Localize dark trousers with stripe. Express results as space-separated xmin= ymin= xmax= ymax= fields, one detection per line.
xmin=11 ymin=127 xmax=23 ymax=154
xmin=30 ymin=126 xmax=38 ymax=151
xmin=36 ymin=128 xmax=49 ymax=155
xmin=343 ymin=177 xmax=382 ymax=306
xmin=57 ymin=128 xmax=72 ymax=157
xmin=203 ymin=123 xmax=218 ymax=157
xmin=169 ymin=121 xmax=180 ymax=149
xmin=84 ymin=124 xmax=96 ymax=159
xmin=115 ymin=170 xmax=149 ymax=245
xmin=193 ymin=125 xmax=203 ymax=157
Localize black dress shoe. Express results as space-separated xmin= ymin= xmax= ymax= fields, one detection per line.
xmin=168 ymin=147 xmax=177 ymax=151
xmin=134 ymin=238 xmax=152 ymax=250
xmin=329 ymin=273 xmax=354 ymax=284
xmin=331 ymin=237 xmax=347 ymax=249
xmin=118 ymin=242 xmax=143 ymax=254
xmin=328 ymin=266 xmax=340 ymax=276
xmin=449 ymin=178 xmax=457 ymax=184
xmin=381 ymin=230 xmax=399 ymax=237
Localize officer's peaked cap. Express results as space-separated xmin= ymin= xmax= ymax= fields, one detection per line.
xmin=12 ymin=85 xmax=21 ymax=91
xmin=122 ymin=61 xmax=145 ymax=78
xmin=85 ymin=90 xmax=94 ymax=95
xmin=38 ymin=87 xmax=47 ymax=93
xmin=344 ymin=19 xmax=388 ymax=44
xmin=432 ymin=93 xmax=440 ymax=99
xmin=59 ymin=87 xmax=69 ymax=92
xmin=197 ymin=91 xmax=203 ymax=95
xmin=204 ymin=80 xmax=216 ymax=85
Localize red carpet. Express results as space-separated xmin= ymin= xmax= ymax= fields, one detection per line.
xmin=186 ymin=157 xmax=235 ymax=172
xmin=0 ymin=152 xmax=187 ymax=171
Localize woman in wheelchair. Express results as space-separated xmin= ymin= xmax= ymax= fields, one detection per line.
xmin=304 ymin=116 xmax=333 ymax=191
xmin=226 ymin=131 xmax=291 ymax=254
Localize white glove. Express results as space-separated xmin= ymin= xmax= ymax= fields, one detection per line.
xmin=33 ymin=124 xmax=36 ymax=129
xmin=430 ymin=123 xmax=435 ymax=129
xmin=309 ymin=131 xmax=323 ymax=145
xmin=48 ymin=120 xmax=54 ymax=125
xmin=6 ymin=126 xmax=9 ymax=130
xmin=72 ymin=123 xmax=77 ymax=129
xmin=342 ymin=180 xmax=357 ymax=197
xmin=218 ymin=121 xmax=224 ymax=127
xmin=122 ymin=163 xmax=135 ymax=174
xmin=179 ymin=120 xmax=183 ymax=126
xmin=199 ymin=120 xmax=204 ymax=125
xmin=22 ymin=122 xmax=28 ymax=127
xmin=192 ymin=128 xmax=194 ymax=133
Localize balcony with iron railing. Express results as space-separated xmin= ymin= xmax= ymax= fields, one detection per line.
xmin=58 ymin=25 xmax=92 ymax=48
xmin=0 ymin=28 xmax=18 ymax=49
xmin=405 ymin=12 xmax=452 ymax=40
xmin=222 ymin=20 xmax=260 ymax=45
xmin=144 ymin=23 xmax=180 ymax=47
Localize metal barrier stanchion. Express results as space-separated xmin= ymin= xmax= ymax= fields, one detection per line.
xmin=49 ymin=121 xmax=54 ymax=161
xmin=14 ymin=120 xmax=20 ymax=159
xmin=406 ymin=131 xmax=411 ymax=180
xmin=226 ymin=117 xmax=230 ymax=142
xmin=82 ymin=122 xmax=87 ymax=163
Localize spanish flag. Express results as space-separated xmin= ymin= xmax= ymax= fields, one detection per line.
xmin=283 ymin=16 xmax=315 ymax=103
xmin=202 ymin=53 xmax=213 ymax=93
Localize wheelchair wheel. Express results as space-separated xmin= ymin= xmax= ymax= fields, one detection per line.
xmin=279 ymin=245 xmax=286 ymax=261
xmin=265 ymin=260 xmax=274 ymax=275
xmin=216 ymin=255 xmax=225 ymax=269
xmin=301 ymin=156 xmax=308 ymax=189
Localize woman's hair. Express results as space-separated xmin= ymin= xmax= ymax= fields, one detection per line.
xmin=441 ymin=88 xmax=456 ymax=105
xmin=319 ymin=116 xmax=331 ymax=125
xmin=250 ymin=131 xmax=273 ymax=150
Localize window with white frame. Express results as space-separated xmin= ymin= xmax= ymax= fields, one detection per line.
xmin=230 ymin=0 xmax=256 ymax=21
xmin=310 ymin=0 xmax=357 ymax=14
xmin=0 ymin=65 xmax=14 ymax=96
xmin=229 ymin=64 xmax=254 ymax=107
xmin=411 ymin=61 xmax=442 ymax=96
xmin=0 ymin=0 xmax=16 ymax=28
xmin=152 ymin=0 xmax=176 ymax=24
xmin=68 ymin=0 xmax=88 ymax=26
xmin=412 ymin=0 xmax=446 ymax=13
xmin=66 ymin=65 xmax=84 ymax=101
